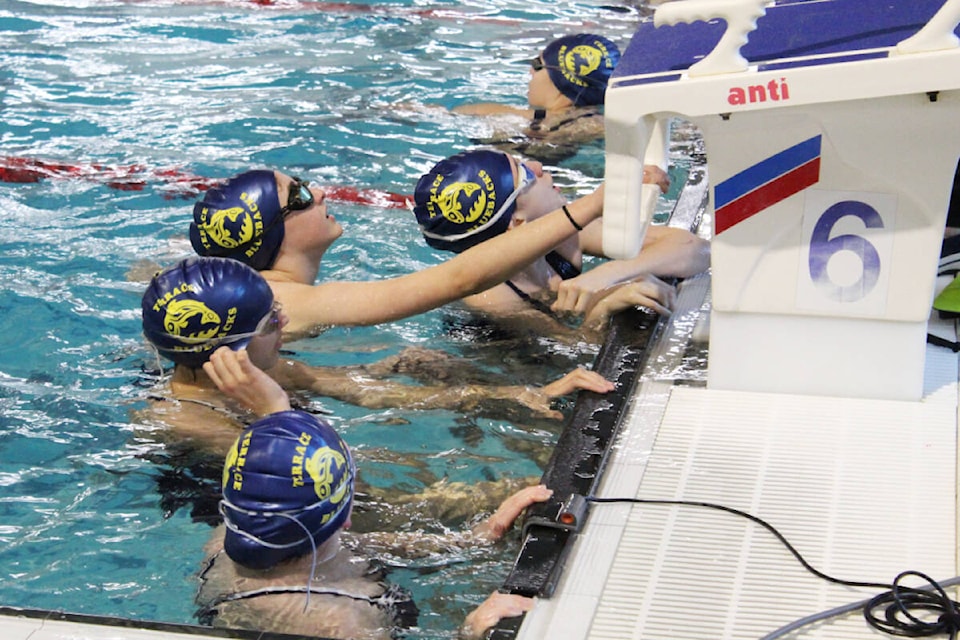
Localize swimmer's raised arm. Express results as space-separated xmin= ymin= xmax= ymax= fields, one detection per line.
xmin=274 ymin=185 xmax=605 ymax=336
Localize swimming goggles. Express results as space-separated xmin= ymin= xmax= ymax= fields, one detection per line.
xmin=163 ymin=302 xmax=283 ymax=350
xmin=279 ymin=177 xmax=315 ymax=218
xmin=491 ymin=161 xmax=537 ymax=223
xmin=530 ymin=56 xmax=546 ymax=72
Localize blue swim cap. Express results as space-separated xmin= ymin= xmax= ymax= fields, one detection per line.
xmin=413 ymin=150 xmax=517 ymax=254
xmin=141 ymin=256 xmax=274 ymax=368
xmin=189 ymin=170 xmax=285 ymax=271
xmin=542 ymin=34 xmax=620 ymax=107
xmin=221 ymin=411 xmax=355 ymax=570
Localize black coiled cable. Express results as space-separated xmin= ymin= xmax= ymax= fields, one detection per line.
xmin=864 ymin=570 xmax=960 ymax=639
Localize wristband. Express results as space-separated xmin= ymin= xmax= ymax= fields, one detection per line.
xmin=562 ymin=205 xmax=583 ymax=232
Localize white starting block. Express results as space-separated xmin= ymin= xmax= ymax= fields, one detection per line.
xmin=604 ymin=0 xmax=960 ymax=400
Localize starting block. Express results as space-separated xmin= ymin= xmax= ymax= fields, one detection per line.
xmin=603 ymin=0 xmax=960 ymax=400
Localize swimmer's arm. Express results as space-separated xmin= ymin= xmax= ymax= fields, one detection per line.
xmin=390 ymin=101 xmax=531 ymax=119
xmin=271 ymin=187 xmax=605 ymax=331
xmin=460 ymin=284 xmax=590 ymax=337
xmin=273 ymin=359 xmax=513 ymax=412
xmin=452 ymin=103 xmax=534 ymax=118
xmin=270 ymin=359 xmax=612 ymax=419
xmin=469 ymin=484 xmax=552 ymax=542
xmin=577 ymin=223 xmax=710 ymax=280
xmin=460 ymin=286 xmax=624 ymax=345
xmin=356 ymin=485 xmax=553 ymax=557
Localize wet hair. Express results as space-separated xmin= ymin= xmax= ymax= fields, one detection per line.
xmin=541 ymin=33 xmax=620 ymax=107
xmin=220 ymin=410 xmax=355 ymax=570
xmin=189 ymin=170 xmax=285 ymax=271
xmin=412 ymin=149 xmax=517 ymax=254
xmin=141 ymin=256 xmax=274 ymax=368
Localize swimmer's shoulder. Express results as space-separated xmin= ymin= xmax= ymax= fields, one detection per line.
xmin=528 ymin=106 xmax=603 ymax=141
xmin=462 ymin=281 xmax=533 ymax=315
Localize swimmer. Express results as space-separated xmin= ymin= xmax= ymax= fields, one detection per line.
xmin=421 ymin=32 xmax=664 ymax=175
xmin=412 ymin=149 xmax=710 ymax=339
xmin=188 ymin=168 xmax=605 ymax=341
xmin=452 ymin=33 xmax=622 ymax=165
xmin=137 ymin=256 xmax=615 ymax=454
xmin=196 ymin=406 xmax=543 ymax=639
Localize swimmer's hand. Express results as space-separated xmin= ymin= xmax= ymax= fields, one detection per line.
xmin=515 ymin=368 xmax=614 ymax=420
xmin=550 ymin=268 xmax=676 ymax=318
xmin=471 ymin=484 xmax=553 ymax=543
xmin=203 ymin=347 xmax=291 ymax=416
xmin=550 ymin=265 xmax=629 ymax=316
xmin=582 ymin=276 xmax=677 ymax=332
xmin=541 ymin=368 xmax=615 ymax=397
xmin=643 ymin=164 xmax=671 ymax=194
xmin=460 ymin=592 xmax=536 ymax=640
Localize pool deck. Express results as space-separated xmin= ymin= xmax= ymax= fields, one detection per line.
xmin=511 ymin=272 xmax=959 ymax=639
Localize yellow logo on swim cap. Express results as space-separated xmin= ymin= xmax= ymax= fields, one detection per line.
xmin=305 ymin=445 xmax=349 ymax=503
xmin=559 ymin=43 xmax=608 ymax=88
xmin=224 ymin=431 xmax=252 ymax=492
xmin=152 ymin=282 xmax=239 ymax=352
xmin=200 ymin=206 xmax=254 ymax=249
xmin=164 ymin=298 xmax=222 ymax=342
xmin=194 ymin=191 xmax=266 ymax=260
xmin=425 ymin=170 xmax=498 ymax=231
xmin=435 ymin=182 xmax=485 ymax=224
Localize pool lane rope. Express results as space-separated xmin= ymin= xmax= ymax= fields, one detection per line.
xmin=0 ymin=155 xmax=413 ymax=209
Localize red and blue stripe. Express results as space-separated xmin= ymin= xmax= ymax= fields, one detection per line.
xmin=714 ymin=135 xmax=821 ymax=234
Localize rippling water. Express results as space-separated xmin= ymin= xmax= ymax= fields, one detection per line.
xmin=0 ymin=0 xmax=663 ymax=636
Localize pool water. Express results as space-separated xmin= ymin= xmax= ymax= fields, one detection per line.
xmin=0 ymin=0 xmax=676 ymax=637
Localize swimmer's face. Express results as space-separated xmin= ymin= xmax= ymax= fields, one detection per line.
xmin=245 ymin=304 xmax=289 ymax=370
xmin=527 ymin=54 xmax=564 ymax=109
xmin=512 ymin=157 xmax=566 ymax=222
xmin=274 ymin=172 xmax=344 ymax=252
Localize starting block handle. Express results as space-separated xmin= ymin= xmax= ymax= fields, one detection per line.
xmin=655 ymin=0 xmax=771 ymax=77
xmin=896 ymin=0 xmax=960 ymax=53
xmin=602 ymin=116 xmax=669 ymax=259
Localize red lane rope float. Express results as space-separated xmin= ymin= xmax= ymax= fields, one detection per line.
xmin=0 ymin=155 xmax=413 ymax=209
xmin=322 ymin=185 xmax=412 ymax=209
xmin=0 ymin=155 xmax=216 ymax=193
